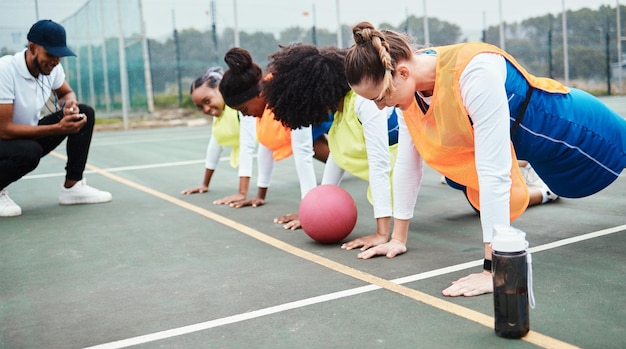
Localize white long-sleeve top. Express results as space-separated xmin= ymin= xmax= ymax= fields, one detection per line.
xmin=291 ymin=126 xmax=318 ymax=198
xmin=205 ymin=114 xmax=257 ymax=178
xmin=255 ymin=125 xmax=318 ymax=199
xmin=322 ymin=96 xmax=394 ymax=219
xmin=393 ymin=53 xmax=512 ymax=242
xmin=256 ymin=143 xmax=274 ymax=189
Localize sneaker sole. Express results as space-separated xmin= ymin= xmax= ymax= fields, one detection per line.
xmin=59 ymin=197 xmax=112 ymax=205
xmin=0 ymin=209 xmax=22 ymax=217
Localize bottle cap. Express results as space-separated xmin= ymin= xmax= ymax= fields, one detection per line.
xmin=491 ymin=224 xmax=528 ymax=252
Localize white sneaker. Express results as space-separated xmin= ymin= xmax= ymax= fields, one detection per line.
xmin=544 ymin=187 xmax=559 ymax=202
xmin=59 ymin=179 xmax=112 ymax=205
xmin=520 ymin=163 xmax=543 ymax=190
xmin=0 ymin=188 xmax=22 ymax=217
xmin=520 ymin=163 xmax=559 ymax=202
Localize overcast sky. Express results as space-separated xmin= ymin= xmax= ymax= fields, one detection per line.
xmin=0 ymin=0 xmax=614 ymax=49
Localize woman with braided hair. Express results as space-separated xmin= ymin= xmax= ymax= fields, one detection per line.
xmin=219 ymin=47 xmax=331 ymax=229
xmin=345 ymin=22 xmax=626 ymax=297
xmin=181 ymin=66 xmax=258 ymax=207
xmin=263 ymin=43 xmax=399 ymax=250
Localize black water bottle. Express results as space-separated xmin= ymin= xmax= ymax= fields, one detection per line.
xmin=491 ymin=224 xmax=533 ymax=339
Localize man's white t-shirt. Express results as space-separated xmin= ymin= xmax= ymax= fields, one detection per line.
xmin=0 ymin=49 xmax=66 ymax=125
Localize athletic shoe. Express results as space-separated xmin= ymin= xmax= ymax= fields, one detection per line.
xmin=544 ymin=188 xmax=559 ymax=202
xmin=59 ymin=179 xmax=112 ymax=205
xmin=520 ymin=163 xmax=559 ymax=202
xmin=0 ymin=188 xmax=22 ymax=217
xmin=520 ymin=163 xmax=543 ymax=190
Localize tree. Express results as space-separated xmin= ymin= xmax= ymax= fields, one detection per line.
xmin=138 ymin=4 xmax=621 ymax=108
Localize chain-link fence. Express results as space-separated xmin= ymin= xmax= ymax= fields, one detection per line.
xmin=2 ymin=0 xmax=619 ymax=126
xmin=61 ymin=0 xmax=152 ymax=125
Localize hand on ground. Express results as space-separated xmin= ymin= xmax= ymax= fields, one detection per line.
xmin=341 ymin=233 xmax=388 ymax=251
xmin=229 ymin=197 xmax=264 ymax=208
xmin=213 ymin=193 xmax=245 ymax=205
xmin=356 ymin=239 xmax=407 ymax=259
xmin=282 ymin=219 xmax=301 ymax=230
xmin=181 ymin=186 xmax=208 ymax=195
xmin=274 ymin=213 xmax=302 ymax=230
xmin=442 ymin=270 xmax=493 ymax=297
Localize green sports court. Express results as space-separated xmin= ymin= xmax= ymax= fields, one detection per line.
xmin=1 ymin=97 xmax=624 ymax=349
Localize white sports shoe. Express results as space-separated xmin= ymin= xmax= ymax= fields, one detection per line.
xmin=520 ymin=163 xmax=542 ymax=189
xmin=0 ymin=188 xmax=22 ymax=217
xmin=520 ymin=163 xmax=559 ymax=202
xmin=59 ymin=179 xmax=112 ymax=205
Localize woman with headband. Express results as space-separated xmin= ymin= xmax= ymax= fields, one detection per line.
xmin=181 ymin=66 xmax=258 ymax=207
xmin=344 ymin=22 xmax=626 ymax=297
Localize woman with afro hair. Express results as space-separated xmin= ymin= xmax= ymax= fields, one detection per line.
xmin=219 ymin=47 xmax=332 ymax=229
xmin=263 ymin=43 xmax=400 ymax=251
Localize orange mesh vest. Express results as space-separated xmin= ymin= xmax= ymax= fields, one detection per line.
xmin=256 ymin=106 xmax=293 ymax=161
xmin=403 ymin=43 xmax=565 ymax=221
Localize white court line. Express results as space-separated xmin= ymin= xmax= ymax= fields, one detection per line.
xmin=53 ymin=132 xmax=211 ymax=148
xmin=84 ymin=224 xmax=625 ymax=349
xmin=91 ymin=134 xmax=210 ymax=147
xmin=26 ymin=160 xmax=622 ymax=180
xmin=91 ymin=131 xmax=211 ymax=147
xmin=24 ymin=151 xmax=258 ymax=179
xmin=527 ymin=224 xmax=626 ymax=253
xmin=22 ymin=159 xmax=222 ymax=180
xmin=84 ymin=285 xmax=381 ymax=349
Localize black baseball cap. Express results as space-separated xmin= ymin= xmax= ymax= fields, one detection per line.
xmin=27 ymin=19 xmax=76 ymax=57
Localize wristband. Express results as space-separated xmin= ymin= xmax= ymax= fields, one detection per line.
xmin=483 ymin=258 xmax=492 ymax=271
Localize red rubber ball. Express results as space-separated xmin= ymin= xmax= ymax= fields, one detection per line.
xmin=299 ymin=184 xmax=358 ymax=244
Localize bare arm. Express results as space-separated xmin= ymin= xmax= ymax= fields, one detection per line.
xmin=230 ymin=186 xmax=267 ymax=208
xmin=0 ymin=100 xmax=84 ymax=140
xmin=55 ymin=81 xmax=77 ymax=106
xmin=181 ymin=168 xmax=214 ymax=194
xmin=355 ymin=217 xmax=408 ymax=259
xmin=213 ymin=175 xmax=250 ymax=204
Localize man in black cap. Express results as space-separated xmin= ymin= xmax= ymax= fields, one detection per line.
xmin=0 ymin=19 xmax=112 ymax=217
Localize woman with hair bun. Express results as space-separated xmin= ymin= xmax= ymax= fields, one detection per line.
xmin=345 ymin=21 xmax=626 ymax=297
xmin=219 ymin=47 xmax=331 ymax=229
